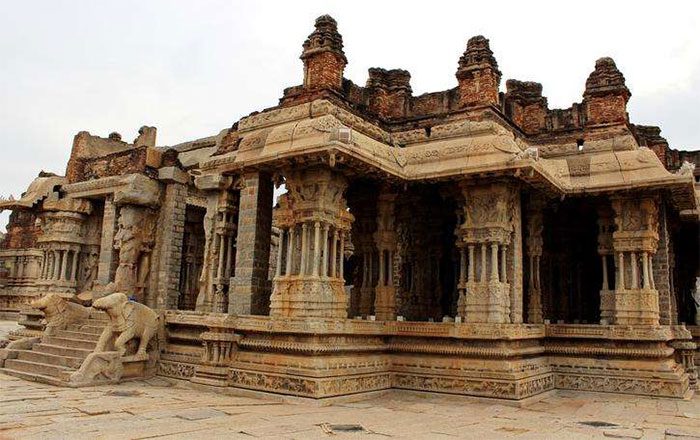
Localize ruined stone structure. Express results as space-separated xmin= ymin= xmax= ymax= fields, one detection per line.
xmin=1 ymin=16 xmax=699 ymax=400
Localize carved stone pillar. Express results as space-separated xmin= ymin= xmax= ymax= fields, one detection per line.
xmin=525 ymin=195 xmax=544 ymax=324
xmin=606 ymin=196 xmax=661 ymax=325
xmin=456 ymin=243 xmax=467 ymax=309
xmin=373 ymin=190 xmax=397 ymax=321
xmin=456 ymin=182 xmax=518 ymax=323
xmin=215 ymin=191 xmax=238 ymax=313
xmin=97 ymin=196 xmax=117 ymax=285
xmin=597 ymin=204 xmax=615 ymax=324
xmin=270 ymin=167 xmax=353 ymax=318
xmin=359 ymin=250 xmax=375 ymax=316
xmin=193 ymin=174 xmax=238 ymax=313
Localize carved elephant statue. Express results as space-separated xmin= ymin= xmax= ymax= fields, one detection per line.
xmin=92 ymin=292 xmax=158 ymax=357
xmin=30 ymin=293 xmax=90 ymax=336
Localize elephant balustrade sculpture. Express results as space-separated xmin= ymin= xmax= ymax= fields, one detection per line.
xmin=69 ymin=292 xmax=161 ymax=386
xmin=30 ymin=292 xmax=90 ymax=337
xmin=92 ymin=292 xmax=159 ymax=358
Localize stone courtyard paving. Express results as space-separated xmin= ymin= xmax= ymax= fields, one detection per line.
xmin=2 ymin=374 xmax=700 ymax=439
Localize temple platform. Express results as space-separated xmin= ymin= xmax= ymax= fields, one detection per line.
xmin=158 ymin=311 xmax=697 ymax=400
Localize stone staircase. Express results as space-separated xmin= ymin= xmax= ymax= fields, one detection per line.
xmin=1 ymin=311 xmax=108 ymax=386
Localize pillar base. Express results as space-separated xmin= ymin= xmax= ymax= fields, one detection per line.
xmin=601 ymin=288 xmax=659 ymax=325
xmin=527 ymin=288 xmax=543 ymax=324
xmin=270 ymin=277 xmax=347 ymax=318
xmin=462 ymin=281 xmax=511 ymax=323
xmin=358 ymin=286 xmax=375 ymax=317
xmin=374 ymin=286 xmax=396 ymax=321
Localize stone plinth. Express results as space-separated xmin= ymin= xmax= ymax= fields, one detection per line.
xmin=162 ymin=311 xmax=695 ymax=400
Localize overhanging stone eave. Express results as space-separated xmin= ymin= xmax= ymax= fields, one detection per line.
xmin=405 ymin=160 xmax=565 ymax=194
xmin=222 ymin=141 xmax=406 ymax=181
xmin=199 ymin=140 xmax=568 ymax=194
xmin=562 ymin=177 xmax=698 ymax=211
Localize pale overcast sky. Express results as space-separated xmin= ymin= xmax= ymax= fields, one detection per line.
xmin=1 ymin=1 xmax=699 ymax=231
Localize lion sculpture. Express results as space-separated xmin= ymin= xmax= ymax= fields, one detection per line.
xmin=92 ymin=292 xmax=158 ymax=357
xmin=30 ymin=293 xmax=90 ymax=336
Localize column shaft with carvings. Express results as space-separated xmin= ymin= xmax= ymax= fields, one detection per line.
xmin=270 ymin=167 xmax=353 ymax=318
xmin=110 ymin=204 xmax=157 ymax=302
xmin=373 ymin=190 xmax=397 ymax=321
xmin=525 ymin=195 xmax=544 ymax=324
xmin=597 ymin=204 xmax=616 ymax=324
xmin=456 ymin=182 xmax=518 ymax=323
xmin=606 ymin=196 xmax=660 ymax=325
xmin=194 ymin=174 xmax=238 ymax=313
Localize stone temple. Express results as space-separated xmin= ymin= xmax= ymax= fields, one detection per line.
xmin=0 ymin=15 xmax=699 ymax=401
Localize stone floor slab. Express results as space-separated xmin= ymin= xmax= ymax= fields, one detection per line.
xmin=0 ymin=371 xmax=699 ymax=439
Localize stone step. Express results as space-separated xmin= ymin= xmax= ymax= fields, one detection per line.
xmin=89 ymin=311 xmax=108 ymax=320
xmin=0 ymin=367 xmax=69 ymax=387
xmin=42 ymin=336 xmax=97 ymax=350
xmin=16 ymin=350 xmax=84 ymax=369
xmin=4 ymin=359 xmax=73 ymax=378
xmin=56 ymin=330 xmax=101 ymax=342
xmin=66 ymin=325 xmax=103 ymax=340
xmin=33 ymin=343 xmax=93 ymax=359
xmin=65 ymin=324 xmax=105 ymax=335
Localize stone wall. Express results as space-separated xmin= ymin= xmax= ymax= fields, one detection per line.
xmin=0 ymin=211 xmax=39 ymax=250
